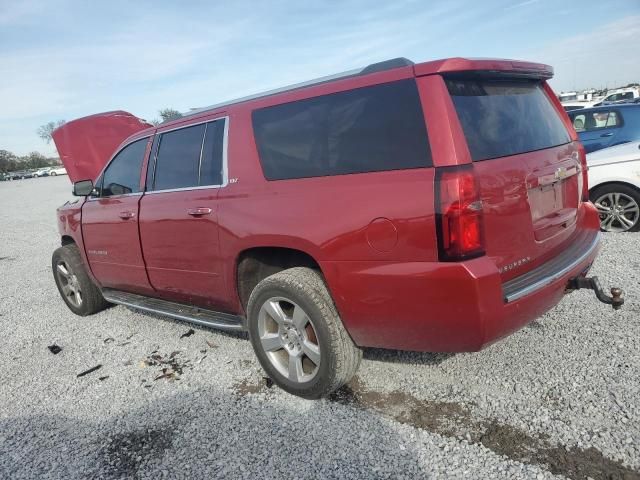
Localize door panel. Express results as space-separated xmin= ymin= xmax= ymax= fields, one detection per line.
xmin=82 ymin=195 xmax=153 ymax=293
xmin=80 ymin=137 xmax=152 ymax=293
xmin=138 ymin=189 xmax=227 ymax=309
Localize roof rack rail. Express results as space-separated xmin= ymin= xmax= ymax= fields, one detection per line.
xmin=175 ymin=57 xmax=414 ymax=123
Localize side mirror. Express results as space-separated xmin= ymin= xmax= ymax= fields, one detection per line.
xmin=73 ymin=179 xmax=94 ymax=196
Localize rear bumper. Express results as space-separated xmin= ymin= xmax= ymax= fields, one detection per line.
xmin=322 ymin=223 xmax=601 ymax=353
xmin=503 ymin=230 xmax=600 ymax=302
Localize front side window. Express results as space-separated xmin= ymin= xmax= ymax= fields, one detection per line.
xmin=252 ymin=79 xmax=431 ymax=180
xmin=101 ymin=138 xmax=148 ymax=197
xmin=149 ymin=119 xmax=226 ymax=191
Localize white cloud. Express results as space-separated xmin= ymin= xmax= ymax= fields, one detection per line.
xmin=529 ymin=15 xmax=640 ymax=91
xmin=1 ymin=2 xmax=638 ymax=155
xmin=0 ymin=0 xmax=44 ymax=26
xmin=505 ymin=0 xmax=541 ymax=10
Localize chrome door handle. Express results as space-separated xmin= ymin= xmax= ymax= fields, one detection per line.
xmin=600 ymin=132 xmax=613 ymax=137
xmin=187 ymin=207 xmax=212 ymax=216
xmin=119 ymin=211 xmax=136 ymax=219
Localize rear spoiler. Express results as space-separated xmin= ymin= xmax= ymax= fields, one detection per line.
xmin=414 ymin=57 xmax=554 ymax=80
xmin=52 ymin=111 xmax=153 ymax=183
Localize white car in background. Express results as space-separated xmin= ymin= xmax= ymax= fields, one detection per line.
xmin=32 ymin=167 xmax=51 ymax=177
xmin=48 ymin=166 xmax=67 ymax=176
xmin=587 ymin=141 xmax=640 ymax=232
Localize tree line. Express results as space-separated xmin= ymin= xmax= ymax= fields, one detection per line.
xmin=1 ymin=108 xmax=184 ymax=174
xmin=0 ymin=150 xmax=61 ymax=174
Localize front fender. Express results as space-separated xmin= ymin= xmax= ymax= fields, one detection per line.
xmin=56 ymin=199 xmax=101 ymax=287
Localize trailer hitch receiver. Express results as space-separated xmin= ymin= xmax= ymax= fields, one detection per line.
xmin=567 ymin=276 xmax=624 ymax=310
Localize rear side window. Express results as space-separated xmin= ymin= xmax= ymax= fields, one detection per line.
xmin=446 ymin=78 xmax=571 ymax=161
xmin=149 ymin=119 xmax=226 ymax=191
xmin=101 ymin=138 xmax=148 ymax=197
xmin=252 ymin=79 xmax=431 ymax=180
xmin=570 ymin=110 xmax=622 ymax=132
xmin=200 ymin=119 xmax=225 ymax=186
xmin=153 ymin=123 xmax=206 ymax=191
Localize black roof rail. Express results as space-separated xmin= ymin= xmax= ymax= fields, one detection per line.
xmin=172 ymin=57 xmax=415 ymax=123
xmin=360 ymin=57 xmax=414 ymax=74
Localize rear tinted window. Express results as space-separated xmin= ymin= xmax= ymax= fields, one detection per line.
xmin=446 ymin=78 xmax=571 ymax=161
xmin=153 ymin=123 xmax=205 ymax=191
xmin=200 ymin=119 xmax=225 ymax=186
xmin=252 ymin=79 xmax=431 ymax=180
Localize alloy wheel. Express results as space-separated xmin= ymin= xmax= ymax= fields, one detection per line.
xmin=594 ymin=192 xmax=640 ymax=232
xmin=257 ymin=297 xmax=321 ymax=383
xmin=55 ymin=261 xmax=83 ymax=307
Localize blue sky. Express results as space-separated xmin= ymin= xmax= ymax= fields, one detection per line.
xmin=1 ymin=0 xmax=639 ymax=156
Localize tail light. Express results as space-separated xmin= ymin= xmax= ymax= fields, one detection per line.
xmin=436 ymin=165 xmax=485 ymax=261
xmin=577 ymin=142 xmax=589 ymax=202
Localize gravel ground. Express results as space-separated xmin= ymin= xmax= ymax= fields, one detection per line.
xmin=0 ymin=176 xmax=638 ymax=480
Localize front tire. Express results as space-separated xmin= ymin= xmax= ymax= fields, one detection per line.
xmin=591 ymin=184 xmax=640 ymax=232
xmin=247 ymin=267 xmax=362 ymax=399
xmin=52 ymin=245 xmax=110 ymax=316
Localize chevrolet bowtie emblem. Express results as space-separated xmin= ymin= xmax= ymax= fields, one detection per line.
xmin=555 ymin=167 xmax=568 ymax=180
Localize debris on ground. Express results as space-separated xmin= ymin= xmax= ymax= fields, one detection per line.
xmin=103 ymin=337 xmax=115 ymax=344
xmin=180 ymin=328 xmax=195 ymax=339
xmin=77 ymin=364 xmax=102 ymax=377
xmin=196 ymin=355 xmax=207 ymax=365
xmin=205 ymin=340 xmax=217 ymax=348
xmin=99 ymin=376 xmax=109 ymax=381
xmin=142 ymin=350 xmax=192 ymax=382
xmin=264 ymin=376 xmax=274 ymax=388
xmin=47 ymin=345 xmax=62 ymax=355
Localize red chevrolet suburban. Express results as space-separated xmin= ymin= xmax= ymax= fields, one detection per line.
xmin=51 ymin=57 xmax=622 ymax=399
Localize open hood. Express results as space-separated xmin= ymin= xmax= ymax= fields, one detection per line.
xmin=52 ymin=111 xmax=153 ymax=183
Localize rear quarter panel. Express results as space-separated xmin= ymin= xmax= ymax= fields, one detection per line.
xmin=217 ymin=107 xmax=438 ymax=313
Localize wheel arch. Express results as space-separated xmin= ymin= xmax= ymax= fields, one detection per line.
xmin=234 ymin=246 xmax=324 ymax=313
xmin=61 ymin=235 xmax=76 ymax=246
xmin=589 ymin=180 xmax=640 ymax=198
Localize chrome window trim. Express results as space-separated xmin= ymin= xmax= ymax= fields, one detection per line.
xmin=86 ymin=192 xmax=143 ymax=202
xmin=148 ymin=116 xmax=229 ymax=194
xmin=145 ymin=185 xmax=221 ymax=195
xmin=503 ymin=231 xmax=601 ymax=303
xmin=197 ymin=122 xmax=208 ymax=184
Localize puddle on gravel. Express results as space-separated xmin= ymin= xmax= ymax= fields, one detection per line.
xmin=327 ymin=377 xmax=640 ymax=480
xmin=101 ymin=427 xmax=173 ymax=478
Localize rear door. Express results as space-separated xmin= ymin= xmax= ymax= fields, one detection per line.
xmin=82 ymin=137 xmax=154 ymax=293
xmin=138 ymin=118 xmax=228 ymax=310
xmin=444 ymin=75 xmax=582 ymax=280
xmin=570 ymin=109 xmax=622 ymax=153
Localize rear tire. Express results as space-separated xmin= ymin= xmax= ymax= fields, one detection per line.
xmin=590 ymin=184 xmax=640 ymax=232
xmin=52 ymin=245 xmax=110 ymax=316
xmin=247 ymin=267 xmax=362 ymax=399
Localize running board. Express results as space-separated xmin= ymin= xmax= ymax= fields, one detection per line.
xmin=102 ymin=288 xmax=246 ymax=332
